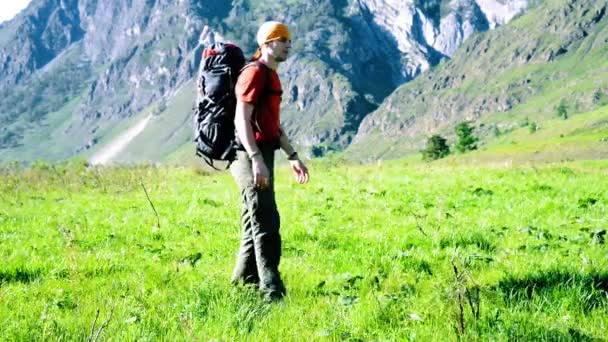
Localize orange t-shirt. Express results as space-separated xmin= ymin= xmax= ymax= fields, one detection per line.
xmin=235 ymin=64 xmax=282 ymax=143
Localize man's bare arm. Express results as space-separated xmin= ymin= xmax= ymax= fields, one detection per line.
xmin=278 ymin=125 xmax=309 ymax=184
xmin=278 ymin=125 xmax=296 ymax=157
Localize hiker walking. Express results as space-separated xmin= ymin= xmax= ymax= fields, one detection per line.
xmin=230 ymin=21 xmax=309 ymax=301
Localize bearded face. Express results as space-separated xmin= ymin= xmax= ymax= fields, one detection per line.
xmin=267 ymin=38 xmax=291 ymax=62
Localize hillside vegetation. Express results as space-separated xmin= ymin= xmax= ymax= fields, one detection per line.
xmin=349 ymin=0 xmax=608 ymax=160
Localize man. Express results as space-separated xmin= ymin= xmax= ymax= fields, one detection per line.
xmin=231 ymin=21 xmax=309 ymax=301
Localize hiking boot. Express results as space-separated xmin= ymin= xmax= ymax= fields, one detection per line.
xmin=263 ymin=289 xmax=285 ymax=303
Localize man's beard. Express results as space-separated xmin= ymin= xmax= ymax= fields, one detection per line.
xmin=273 ymin=50 xmax=288 ymax=62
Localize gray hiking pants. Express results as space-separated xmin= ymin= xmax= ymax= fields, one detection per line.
xmin=230 ymin=145 xmax=284 ymax=296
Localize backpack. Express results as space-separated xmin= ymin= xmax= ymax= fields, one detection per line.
xmin=193 ymin=42 xmax=245 ymax=168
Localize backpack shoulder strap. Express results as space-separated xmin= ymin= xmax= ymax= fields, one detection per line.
xmin=240 ymin=61 xmax=271 ymax=100
xmin=238 ymin=62 xmax=271 ymax=133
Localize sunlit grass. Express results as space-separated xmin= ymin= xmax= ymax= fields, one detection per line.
xmin=0 ymin=157 xmax=606 ymax=340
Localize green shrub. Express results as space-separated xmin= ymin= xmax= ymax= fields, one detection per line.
xmin=529 ymin=122 xmax=538 ymax=133
xmin=492 ymin=124 xmax=501 ymax=137
xmin=421 ymin=134 xmax=450 ymax=161
xmin=455 ymin=121 xmax=478 ymax=153
xmin=556 ymin=99 xmax=568 ymax=119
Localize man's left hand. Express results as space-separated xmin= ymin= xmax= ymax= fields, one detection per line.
xmin=289 ymin=159 xmax=309 ymax=184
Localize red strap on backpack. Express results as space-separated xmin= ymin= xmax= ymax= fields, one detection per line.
xmin=203 ymin=48 xmax=218 ymax=58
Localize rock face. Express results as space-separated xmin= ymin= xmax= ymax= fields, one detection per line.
xmin=0 ymin=0 xmax=84 ymax=93
xmin=420 ymin=0 xmax=529 ymax=56
xmin=476 ymin=0 xmax=530 ymax=29
xmin=0 ymin=0 xmax=530 ymax=162
xmin=352 ymin=0 xmax=530 ymax=76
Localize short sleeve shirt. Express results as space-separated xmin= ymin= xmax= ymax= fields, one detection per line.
xmin=235 ymin=64 xmax=282 ymax=143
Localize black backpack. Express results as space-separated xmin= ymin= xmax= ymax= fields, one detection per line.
xmin=193 ymin=42 xmax=246 ymax=167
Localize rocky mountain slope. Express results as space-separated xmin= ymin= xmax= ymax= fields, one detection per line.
xmin=347 ymin=0 xmax=608 ymax=160
xmin=0 ymin=0 xmax=530 ymax=163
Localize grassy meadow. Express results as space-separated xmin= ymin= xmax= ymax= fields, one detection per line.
xmin=1 ymin=150 xmax=607 ymax=340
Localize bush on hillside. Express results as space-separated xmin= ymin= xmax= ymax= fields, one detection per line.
xmin=455 ymin=121 xmax=479 ymax=153
xmin=152 ymin=99 xmax=167 ymax=116
xmin=421 ymin=134 xmax=450 ymax=161
xmin=593 ymin=89 xmax=607 ymax=106
xmin=556 ymin=99 xmax=568 ymax=119
xmin=491 ymin=124 xmax=501 ymax=137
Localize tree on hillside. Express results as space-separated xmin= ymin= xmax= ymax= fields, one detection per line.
xmin=529 ymin=121 xmax=538 ymax=133
xmin=556 ymin=99 xmax=568 ymax=119
xmin=593 ymin=89 xmax=602 ymax=104
xmin=455 ymin=121 xmax=478 ymax=153
xmin=152 ymin=99 xmax=167 ymax=116
xmin=421 ymin=135 xmax=450 ymax=161
xmin=491 ymin=124 xmax=501 ymax=137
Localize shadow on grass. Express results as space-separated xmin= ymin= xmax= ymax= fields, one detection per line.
xmin=291 ymin=230 xmax=346 ymax=251
xmin=0 ymin=267 xmax=42 ymax=285
xmin=440 ymin=232 xmax=496 ymax=252
xmin=82 ymin=264 xmax=128 ymax=277
xmin=497 ymin=269 xmax=608 ymax=312
xmin=398 ymin=255 xmax=433 ymax=275
xmin=195 ymin=283 xmax=271 ymax=335
xmin=484 ymin=317 xmax=606 ymax=341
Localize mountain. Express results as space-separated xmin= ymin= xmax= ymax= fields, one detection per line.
xmin=0 ymin=0 xmax=530 ymax=163
xmin=0 ymin=0 xmax=224 ymax=160
xmin=348 ymin=0 xmax=608 ymax=160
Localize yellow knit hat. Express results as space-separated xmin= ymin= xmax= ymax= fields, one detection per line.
xmin=252 ymin=21 xmax=291 ymax=60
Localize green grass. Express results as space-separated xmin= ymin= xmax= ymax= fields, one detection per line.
xmin=1 ymin=155 xmax=607 ymax=340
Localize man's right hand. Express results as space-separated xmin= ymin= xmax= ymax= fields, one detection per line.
xmin=251 ymin=155 xmax=270 ymax=189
